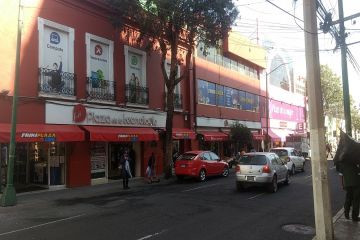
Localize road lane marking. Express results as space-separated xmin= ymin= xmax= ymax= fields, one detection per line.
xmin=182 ymin=183 xmax=220 ymax=192
xmin=137 ymin=229 xmax=167 ymax=240
xmin=248 ymin=193 xmax=265 ymax=200
xmin=0 ymin=214 xmax=86 ymax=237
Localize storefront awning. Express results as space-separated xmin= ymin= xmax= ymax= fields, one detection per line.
xmin=0 ymin=123 xmax=85 ymax=142
xmin=198 ymin=131 xmax=229 ymax=141
xmin=172 ymin=128 xmax=196 ymax=140
xmin=82 ymin=126 xmax=159 ymax=142
xmin=266 ymin=128 xmax=289 ymax=142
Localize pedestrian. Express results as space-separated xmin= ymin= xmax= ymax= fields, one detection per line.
xmin=119 ymin=152 xmax=132 ymax=189
xmin=337 ymin=162 xmax=360 ymax=222
xmin=326 ymin=143 xmax=333 ymax=158
xmin=146 ymin=152 xmax=155 ymax=183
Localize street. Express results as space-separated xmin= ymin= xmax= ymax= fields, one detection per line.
xmin=0 ymin=160 xmax=344 ymax=240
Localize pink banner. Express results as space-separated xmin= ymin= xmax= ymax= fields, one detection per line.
xmin=269 ymin=100 xmax=305 ymax=122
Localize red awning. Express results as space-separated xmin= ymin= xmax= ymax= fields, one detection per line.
xmin=172 ymin=128 xmax=196 ymax=140
xmin=83 ymin=126 xmax=159 ymax=142
xmin=266 ymin=129 xmax=281 ymax=141
xmin=198 ymin=131 xmax=229 ymax=141
xmin=0 ymin=123 xmax=85 ymax=142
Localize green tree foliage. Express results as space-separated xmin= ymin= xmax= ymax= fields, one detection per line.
xmin=320 ymin=65 xmax=344 ymax=118
xmin=108 ymin=0 xmax=238 ymax=177
xmin=320 ymin=64 xmax=360 ymax=132
xmin=230 ymin=122 xmax=252 ymax=153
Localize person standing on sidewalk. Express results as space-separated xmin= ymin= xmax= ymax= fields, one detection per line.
xmin=119 ymin=152 xmax=132 ymax=189
xmin=326 ymin=143 xmax=333 ymax=158
xmin=338 ymin=162 xmax=360 ymax=222
xmin=146 ymin=152 xmax=155 ymax=183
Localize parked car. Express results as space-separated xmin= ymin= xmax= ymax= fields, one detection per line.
xmin=174 ymin=151 xmax=229 ymax=181
xmin=235 ymin=152 xmax=289 ymax=193
xmin=270 ymin=147 xmax=306 ymax=175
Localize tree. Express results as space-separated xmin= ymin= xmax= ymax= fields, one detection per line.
xmin=320 ymin=64 xmax=360 ymax=133
xmin=108 ymin=0 xmax=238 ymax=177
xmin=230 ymin=122 xmax=252 ymax=153
xmin=320 ymin=64 xmax=344 ymax=118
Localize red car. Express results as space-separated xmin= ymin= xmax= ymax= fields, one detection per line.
xmin=174 ymin=151 xmax=229 ymax=181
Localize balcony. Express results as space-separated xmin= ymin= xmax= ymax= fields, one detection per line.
xmin=125 ymin=84 xmax=149 ymax=105
xmin=164 ymin=92 xmax=183 ymax=110
xmin=38 ymin=68 xmax=76 ymax=97
xmin=86 ymin=77 xmax=115 ymax=101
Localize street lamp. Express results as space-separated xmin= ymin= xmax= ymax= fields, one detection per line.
xmin=1 ymin=1 xmax=22 ymax=207
xmin=265 ymin=62 xmax=291 ymax=151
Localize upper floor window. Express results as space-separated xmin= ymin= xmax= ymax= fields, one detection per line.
xmin=38 ymin=18 xmax=75 ymax=98
xmin=124 ymin=46 xmax=148 ymax=106
xmin=85 ymin=33 xmax=114 ymax=102
xmin=198 ymin=79 xmax=260 ymax=113
xmin=165 ymin=60 xmax=182 ymax=110
xmin=196 ymin=42 xmax=259 ymax=80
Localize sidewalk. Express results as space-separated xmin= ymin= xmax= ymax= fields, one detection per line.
xmin=329 ymin=209 xmax=360 ymax=240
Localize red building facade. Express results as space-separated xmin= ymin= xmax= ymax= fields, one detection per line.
xmin=0 ymin=0 xmax=194 ymax=191
xmin=0 ymin=0 xmax=265 ymax=192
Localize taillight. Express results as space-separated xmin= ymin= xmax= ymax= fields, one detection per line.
xmin=262 ymin=164 xmax=271 ymax=173
xmin=235 ymin=165 xmax=241 ymax=173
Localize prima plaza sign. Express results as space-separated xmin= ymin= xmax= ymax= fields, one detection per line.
xmin=45 ymin=101 xmax=166 ymax=128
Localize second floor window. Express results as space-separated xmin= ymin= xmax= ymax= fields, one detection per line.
xmin=86 ymin=33 xmax=114 ymax=102
xmin=38 ymin=18 xmax=75 ymax=98
xmin=125 ymin=46 xmax=148 ymax=105
xmin=165 ymin=60 xmax=182 ymax=109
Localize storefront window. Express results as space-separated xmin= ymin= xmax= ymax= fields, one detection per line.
xmin=90 ymin=142 xmax=107 ymax=179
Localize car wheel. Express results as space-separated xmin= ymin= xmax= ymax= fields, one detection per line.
xmin=268 ymin=175 xmax=278 ymax=193
xmin=222 ymin=166 xmax=229 ymax=177
xmin=301 ymin=162 xmax=305 ymax=172
xmin=236 ymin=182 xmax=244 ymax=192
xmin=291 ymin=165 xmax=296 ymax=175
xmin=198 ymin=169 xmax=206 ymax=182
xmin=284 ymin=172 xmax=290 ymax=185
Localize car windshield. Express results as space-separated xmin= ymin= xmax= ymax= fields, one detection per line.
xmin=239 ymin=155 xmax=267 ymax=165
xmin=177 ymin=153 xmax=197 ymax=160
xmin=271 ymin=149 xmax=288 ymax=157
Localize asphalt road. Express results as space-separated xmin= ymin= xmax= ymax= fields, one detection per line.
xmin=0 ymin=160 xmax=344 ymax=240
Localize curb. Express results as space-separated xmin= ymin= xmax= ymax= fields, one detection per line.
xmin=312 ymin=208 xmax=344 ymax=240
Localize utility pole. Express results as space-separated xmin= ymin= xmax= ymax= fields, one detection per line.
xmin=303 ymin=1 xmax=334 ymax=240
xmin=338 ymin=0 xmax=352 ymax=136
xmin=1 ymin=0 xmax=22 ymax=207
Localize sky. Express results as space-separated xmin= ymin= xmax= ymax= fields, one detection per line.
xmin=234 ymin=0 xmax=360 ymax=105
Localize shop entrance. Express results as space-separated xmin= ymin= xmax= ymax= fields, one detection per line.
xmin=109 ymin=142 xmax=140 ymax=179
xmin=30 ymin=142 xmax=66 ymax=187
xmin=1 ymin=142 xmax=67 ymax=192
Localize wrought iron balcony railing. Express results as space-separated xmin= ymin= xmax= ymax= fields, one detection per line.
xmin=125 ymin=84 xmax=149 ymax=105
xmin=86 ymin=77 xmax=115 ymax=101
xmin=38 ymin=68 xmax=76 ymax=97
xmin=164 ymin=92 xmax=183 ymax=109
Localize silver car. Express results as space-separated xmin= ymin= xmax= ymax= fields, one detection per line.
xmin=270 ymin=147 xmax=306 ymax=175
xmin=235 ymin=152 xmax=289 ymax=193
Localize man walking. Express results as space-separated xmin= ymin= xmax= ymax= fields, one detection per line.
xmin=339 ymin=162 xmax=360 ymax=222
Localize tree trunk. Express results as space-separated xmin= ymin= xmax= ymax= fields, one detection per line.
xmin=164 ymin=89 xmax=175 ymax=179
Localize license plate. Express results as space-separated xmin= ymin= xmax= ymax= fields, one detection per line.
xmin=247 ymin=176 xmax=255 ymax=181
xmin=181 ymin=164 xmax=186 ymax=168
